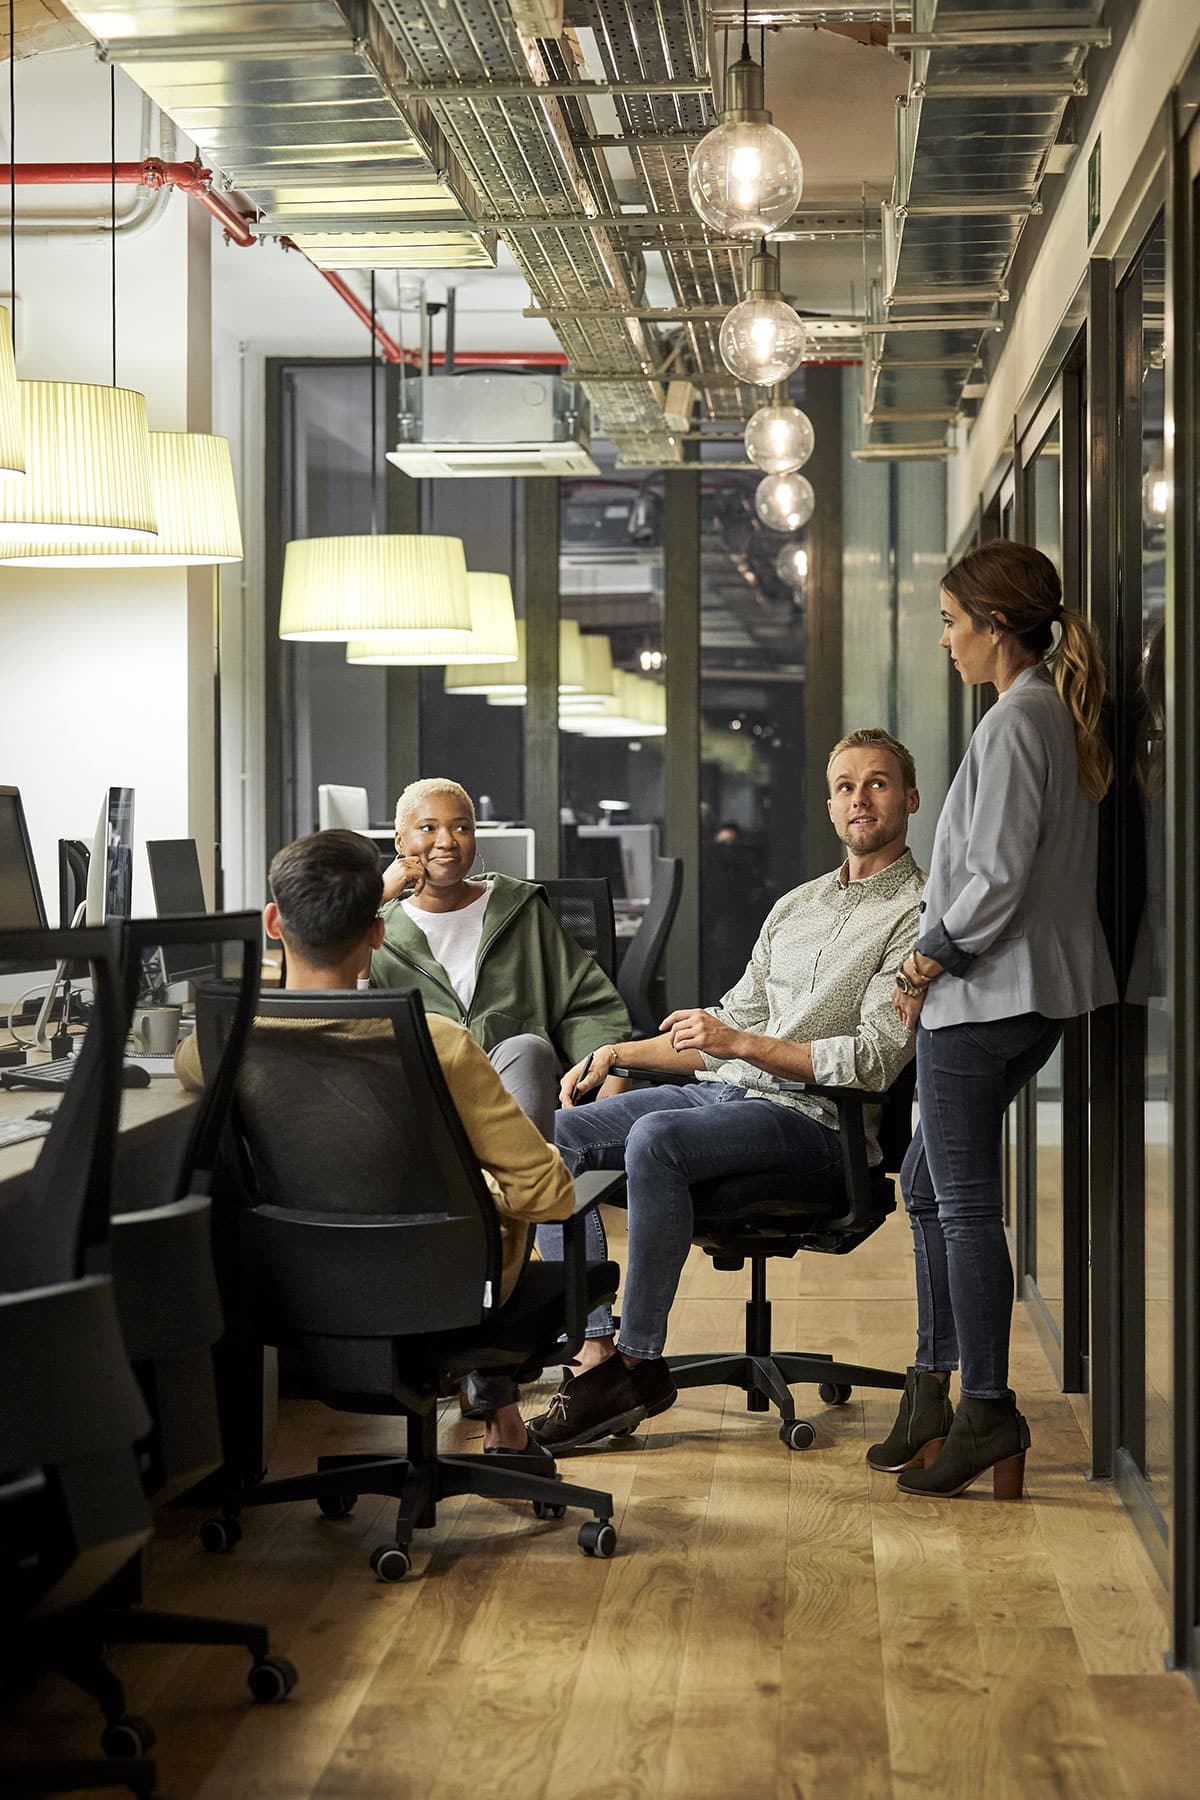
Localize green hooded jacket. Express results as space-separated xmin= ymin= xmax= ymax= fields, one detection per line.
xmin=370 ymin=873 xmax=631 ymax=1069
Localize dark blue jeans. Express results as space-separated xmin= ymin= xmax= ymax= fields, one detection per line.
xmin=902 ymin=1013 xmax=1062 ymax=1399
xmin=554 ymin=1082 xmax=843 ymax=1360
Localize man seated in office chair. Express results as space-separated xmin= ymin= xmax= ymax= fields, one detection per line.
xmin=175 ymin=829 xmax=576 ymax=1461
xmin=369 ymin=777 xmax=632 ymax=1375
xmin=535 ymin=730 xmax=927 ymax=1451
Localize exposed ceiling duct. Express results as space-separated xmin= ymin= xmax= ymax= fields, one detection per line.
xmin=862 ymin=0 xmax=1109 ymax=457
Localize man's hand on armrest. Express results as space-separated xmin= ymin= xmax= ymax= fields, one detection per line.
xmin=558 ymin=1030 xmax=703 ymax=1107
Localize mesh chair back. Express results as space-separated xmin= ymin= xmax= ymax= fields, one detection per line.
xmin=0 ymin=921 xmax=126 ymax=1290
xmin=537 ymin=878 xmax=616 ymax=981
xmin=196 ymin=988 xmax=503 ymax=1337
xmin=617 ymin=857 xmax=682 ymax=1035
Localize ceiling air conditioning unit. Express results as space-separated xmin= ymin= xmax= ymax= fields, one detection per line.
xmin=387 ymin=374 xmax=598 ymax=478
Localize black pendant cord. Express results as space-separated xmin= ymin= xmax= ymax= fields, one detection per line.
xmin=8 ymin=0 xmax=15 ymax=353
xmin=110 ymin=62 xmax=116 ymax=385
xmin=369 ymin=268 xmax=378 ymax=535
xmin=741 ymin=0 xmax=749 ymax=60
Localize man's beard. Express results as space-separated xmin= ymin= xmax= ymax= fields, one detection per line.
xmin=838 ymin=819 xmax=900 ymax=856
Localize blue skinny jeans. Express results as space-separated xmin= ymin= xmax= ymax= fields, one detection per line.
xmin=902 ymin=1012 xmax=1062 ymax=1399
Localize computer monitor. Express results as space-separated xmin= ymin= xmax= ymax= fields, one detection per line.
xmin=569 ymin=832 xmax=626 ymax=897
xmin=147 ymin=838 xmax=216 ymax=984
xmin=84 ymin=786 xmax=135 ymax=925
xmin=0 ymin=786 xmax=48 ymax=929
xmin=474 ymin=827 xmax=536 ymax=880
xmin=318 ymin=784 xmax=371 ymax=831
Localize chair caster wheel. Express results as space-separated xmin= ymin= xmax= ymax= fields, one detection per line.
xmin=780 ymin=1419 xmax=816 ymax=1451
xmin=318 ymin=1490 xmax=357 ymax=1519
xmin=248 ymin=1655 xmax=299 ymax=1703
xmin=578 ymin=1519 xmax=617 ymax=1558
xmin=819 ymin=1382 xmax=852 ymax=1406
xmin=532 ymin=1498 xmax=567 ymax=1520
xmin=370 ymin=1543 xmax=411 ymax=1582
xmin=199 ymin=1514 xmax=242 ymax=1553
xmin=101 ymin=1713 xmax=156 ymax=1758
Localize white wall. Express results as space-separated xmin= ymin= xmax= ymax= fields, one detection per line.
xmin=0 ymin=49 xmax=201 ymax=917
xmin=950 ymin=0 xmax=1200 ymax=543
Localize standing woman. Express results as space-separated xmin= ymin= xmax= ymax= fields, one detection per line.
xmin=869 ymin=540 xmax=1116 ymax=1498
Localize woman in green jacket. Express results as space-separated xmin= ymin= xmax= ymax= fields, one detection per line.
xmin=370 ymin=778 xmax=631 ymax=1375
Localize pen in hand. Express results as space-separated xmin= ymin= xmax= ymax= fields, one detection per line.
xmin=570 ymin=1052 xmax=594 ymax=1103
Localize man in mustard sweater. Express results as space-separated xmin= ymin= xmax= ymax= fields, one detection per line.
xmin=175 ymin=829 xmax=576 ymax=1459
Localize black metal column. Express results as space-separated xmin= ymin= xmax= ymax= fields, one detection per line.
xmin=522 ymin=478 xmax=561 ymax=877
xmin=663 ymin=467 xmax=700 ymax=1007
xmin=384 ymin=363 xmax=421 ymax=814
xmin=802 ymin=367 xmax=844 ymax=878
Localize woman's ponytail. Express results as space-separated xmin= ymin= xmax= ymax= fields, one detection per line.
xmin=1049 ymin=609 xmax=1113 ymax=802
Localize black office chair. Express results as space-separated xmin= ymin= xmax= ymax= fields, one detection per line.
xmin=616 ymin=856 xmax=683 ymax=1036
xmin=538 ymin=878 xmax=617 ymax=982
xmin=0 ymin=923 xmax=157 ymax=1797
xmin=84 ymin=915 xmax=298 ymax=1712
xmin=609 ymin=1061 xmax=913 ymax=1448
xmin=194 ymin=989 xmax=623 ymax=1580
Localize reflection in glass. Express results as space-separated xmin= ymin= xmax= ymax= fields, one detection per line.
xmin=558 ymin=458 xmax=665 ymax=933
xmin=1128 ymin=217 xmax=1170 ymax=1523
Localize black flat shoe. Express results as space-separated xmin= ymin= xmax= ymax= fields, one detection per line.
xmin=526 ymin=1355 xmax=676 ymax=1452
xmin=896 ymin=1392 xmax=1030 ymax=1499
xmin=866 ymin=1367 xmax=954 ymax=1472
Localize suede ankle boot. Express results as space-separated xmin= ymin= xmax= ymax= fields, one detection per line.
xmin=896 ymin=1390 xmax=1030 ymax=1499
xmin=866 ymin=1367 xmax=954 ymax=1473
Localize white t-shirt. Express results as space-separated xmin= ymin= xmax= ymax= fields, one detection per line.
xmin=401 ymin=886 xmax=491 ymax=1011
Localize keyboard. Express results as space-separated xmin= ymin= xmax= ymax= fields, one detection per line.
xmin=0 ymin=1055 xmax=173 ymax=1091
xmin=0 ymin=1117 xmax=51 ymax=1149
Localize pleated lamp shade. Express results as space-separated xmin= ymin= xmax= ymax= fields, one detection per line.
xmin=0 ymin=433 xmax=243 ymax=566
xmin=559 ymin=633 xmax=616 ymax=712
xmin=345 ymin=570 xmax=518 ymax=666
xmin=279 ymin=534 xmax=471 ymax=641
xmin=0 ymin=381 xmax=156 ymax=543
xmin=574 ymin=672 xmax=666 ymax=737
xmin=0 ymin=316 xmax=24 ymax=476
xmin=445 ymin=619 xmax=587 ymax=700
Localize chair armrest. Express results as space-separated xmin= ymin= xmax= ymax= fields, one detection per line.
xmin=558 ymin=1170 xmax=626 ymax=1346
xmin=773 ymin=1079 xmax=893 ymax=1105
xmin=609 ymin=1065 xmax=696 ymax=1086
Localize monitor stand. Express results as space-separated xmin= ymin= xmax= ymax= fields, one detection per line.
xmin=29 ymin=899 xmax=87 ymax=1061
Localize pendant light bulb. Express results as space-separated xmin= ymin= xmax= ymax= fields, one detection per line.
xmin=720 ymin=247 xmax=806 ymax=385
xmin=755 ymin=471 xmax=814 ymax=533
xmin=745 ymin=402 xmax=814 ymax=474
xmin=688 ymin=49 xmax=803 ymax=237
xmin=775 ymin=540 xmax=809 ymax=589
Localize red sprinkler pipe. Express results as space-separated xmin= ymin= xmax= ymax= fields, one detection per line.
xmin=2 ymin=160 xmax=570 ymax=368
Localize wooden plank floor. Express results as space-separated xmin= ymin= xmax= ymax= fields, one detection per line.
xmin=9 ymin=1206 xmax=1200 ymax=1799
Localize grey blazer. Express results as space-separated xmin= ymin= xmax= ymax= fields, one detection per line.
xmin=916 ymin=663 xmax=1117 ymax=1030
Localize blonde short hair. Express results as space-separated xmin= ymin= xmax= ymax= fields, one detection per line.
xmin=825 ymin=729 xmax=917 ymax=793
xmin=393 ymin=778 xmax=475 ymax=833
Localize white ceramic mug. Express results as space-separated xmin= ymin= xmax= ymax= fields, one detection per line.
xmin=129 ymin=1005 xmax=182 ymax=1057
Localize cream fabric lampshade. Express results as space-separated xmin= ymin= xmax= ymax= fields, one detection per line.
xmin=0 ymin=381 xmax=156 ymax=543
xmin=345 ymin=570 xmax=518 ymax=666
xmin=0 ymin=316 xmax=24 ymax=476
xmin=446 ymin=618 xmax=586 ymax=699
xmin=559 ymin=633 xmax=616 ymax=713
xmin=279 ymin=534 xmax=471 ymax=641
xmin=0 ymin=433 xmax=243 ymax=566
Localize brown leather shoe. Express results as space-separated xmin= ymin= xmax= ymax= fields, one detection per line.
xmin=527 ymin=1354 xmax=676 ymax=1451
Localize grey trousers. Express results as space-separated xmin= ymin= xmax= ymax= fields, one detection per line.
xmin=464 ymin=1034 xmax=612 ymax=1414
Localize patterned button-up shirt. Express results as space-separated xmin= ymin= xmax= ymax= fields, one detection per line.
xmin=697 ymin=848 xmax=926 ymax=1163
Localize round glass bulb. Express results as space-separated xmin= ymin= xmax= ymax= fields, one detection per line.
xmin=688 ymin=119 xmax=804 ymax=238
xmin=755 ymin=472 xmax=815 ymax=533
xmin=775 ymin=540 xmax=809 ymax=588
xmin=744 ymin=403 xmax=815 ymax=474
xmin=720 ymin=298 xmax=807 ymax=385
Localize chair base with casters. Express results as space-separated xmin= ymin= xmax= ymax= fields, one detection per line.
xmin=200 ymin=1242 xmax=624 ymax=1579
xmin=611 ymin=1063 xmax=916 ymax=1450
xmin=200 ymin=1400 xmax=617 ymax=1582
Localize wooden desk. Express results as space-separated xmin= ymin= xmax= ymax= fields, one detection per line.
xmin=0 ymin=1079 xmax=198 ymax=1202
